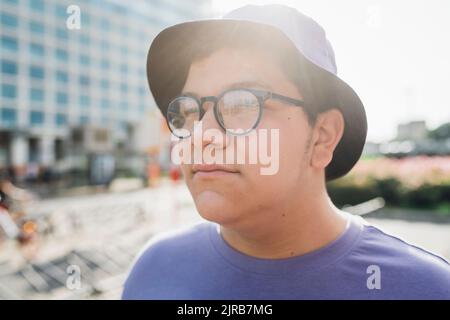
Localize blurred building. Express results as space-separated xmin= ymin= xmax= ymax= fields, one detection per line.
xmin=0 ymin=0 xmax=211 ymax=182
xmin=379 ymin=120 xmax=450 ymax=157
xmin=396 ymin=120 xmax=427 ymax=141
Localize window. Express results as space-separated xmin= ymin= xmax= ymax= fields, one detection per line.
xmin=100 ymin=40 xmax=110 ymax=50
xmin=120 ymin=101 xmax=128 ymax=110
xmin=55 ymin=113 xmax=67 ymax=126
xmin=29 ymin=0 xmax=45 ymax=12
xmin=100 ymin=59 xmax=110 ymax=70
xmin=56 ymin=28 xmax=68 ymax=40
xmin=100 ymin=79 xmax=109 ymax=89
xmin=55 ymin=4 xmax=67 ymax=18
xmin=79 ymin=115 xmax=89 ymax=125
xmin=79 ymin=75 xmax=90 ymax=86
xmin=30 ymin=43 xmax=45 ymax=57
xmin=81 ymin=13 xmax=90 ymax=26
xmin=29 ymin=66 xmax=45 ymax=79
xmin=101 ymin=98 xmax=110 ymax=109
xmin=56 ymin=92 xmax=68 ymax=105
xmin=1 ymin=36 xmax=18 ymax=52
xmin=55 ymin=48 xmax=68 ymax=62
xmin=30 ymin=111 xmax=44 ymax=126
xmin=79 ymin=95 xmax=90 ymax=107
xmin=56 ymin=70 xmax=68 ymax=83
xmin=100 ymin=18 xmax=110 ymax=30
xmin=1 ymin=108 xmax=17 ymax=126
xmin=30 ymin=88 xmax=44 ymax=102
xmin=1 ymin=60 xmax=18 ymax=75
xmin=5 ymin=0 xmax=19 ymax=5
xmin=120 ymin=83 xmax=128 ymax=93
xmin=80 ymin=34 xmax=90 ymax=45
xmin=30 ymin=21 xmax=45 ymax=34
xmin=120 ymin=64 xmax=128 ymax=74
xmin=1 ymin=84 xmax=17 ymax=98
xmin=1 ymin=13 xmax=18 ymax=28
xmin=79 ymin=55 xmax=90 ymax=66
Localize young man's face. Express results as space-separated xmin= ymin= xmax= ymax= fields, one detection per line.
xmin=178 ymin=47 xmax=316 ymax=229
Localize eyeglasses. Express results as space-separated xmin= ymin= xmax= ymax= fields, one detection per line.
xmin=166 ymin=88 xmax=305 ymax=138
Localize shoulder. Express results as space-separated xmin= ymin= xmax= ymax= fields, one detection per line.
xmin=122 ymin=221 xmax=213 ymax=297
xmin=354 ymin=218 xmax=450 ymax=298
xmin=129 ymin=221 xmax=212 ymax=270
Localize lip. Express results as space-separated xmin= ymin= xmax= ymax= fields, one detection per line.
xmin=192 ymin=164 xmax=239 ymax=177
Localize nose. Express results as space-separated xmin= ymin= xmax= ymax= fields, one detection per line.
xmin=193 ymin=100 xmax=227 ymax=151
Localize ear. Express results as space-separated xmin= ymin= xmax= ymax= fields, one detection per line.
xmin=310 ymin=109 xmax=345 ymax=170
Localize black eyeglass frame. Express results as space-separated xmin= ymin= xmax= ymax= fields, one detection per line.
xmin=166 ymin=88 xmax=305 ymax=138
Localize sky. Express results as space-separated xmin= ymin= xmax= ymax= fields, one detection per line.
xmin=211 ymin=0 xmax=450 ymax=142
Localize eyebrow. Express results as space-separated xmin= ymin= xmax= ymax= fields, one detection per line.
xmin=181 ymin=80 xmax=272 ymax=97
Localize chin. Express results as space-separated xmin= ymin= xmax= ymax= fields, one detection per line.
xmin=193 ymin=190 xmax=241 ymax=225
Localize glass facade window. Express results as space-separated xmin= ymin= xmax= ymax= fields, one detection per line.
xmin=79 ymin=95 xmax=90 ymax=107
xmin=81 ymin=12 xmax=90 ymax=26
xmin=120 ymin=64 xmax=128 ymax=74
xmin=100 ymin=59 xmax=110 ymax=70
xmin=29 ymin=20 xmax=45 ymax=33
xmin=100 ymin=18 xmax=110 ymax=30
xmin=30 ymin=43 xmax=45 ymax=57
xmin=1 ymin=12 xmax=18 ymax=28
xmin=101 ymin=98 xmax=110 ymax=109
xmin=29 ymin=65 xmax=45 ymax=79
xmin=1 ymin=60 xmax=18 ymax=75
xmin=30 ymin=0 xmax=45 ymax=12
xmin=1 ymin=108 xmax=17 ymax=126
xmin=79 ymin=55 xmax=90 ymax=66
xmin=55 ymin=113 xmax=67 ymax=126
xmin=55 ymin=4 xmax=67 ymax=18
xmin=4 ymin=0 xmax=19 ymax=5
xmin=80 ymin=34 xmax=90 ymax=45
xmin=100 ymin=40 xmax=110 ymax=50
xmin=30 ymin=88 xmax=44 ymax=101
xmin=55 ymin=70 xmax=68 ymax=83
xmin=100 ymin=79 xmax=109 ymax=89
xmin=120 ymin=46 xmax=128 ymax=55
xmin=1 ymin=35 xmax=18 ymax=51
xmin=79 ymin=115 xmax=89 ymax=125
xmin=55 ymin=48 xmax=68 ymax=61
xmin=79 ymin=75 xmax=90 ymax=86
xmin=30 ymin=110 xmax=44 ymax=125
xmin=56 ymin=28 xmax=68 ymax=40
xmin=1 ymin=84 xmax=17 ymax=98
xmin=56 ymin=92 xmax=68 ymax=105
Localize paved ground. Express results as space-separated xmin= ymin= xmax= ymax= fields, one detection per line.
xmin=1 ymin=181 xmax=449 ymax=299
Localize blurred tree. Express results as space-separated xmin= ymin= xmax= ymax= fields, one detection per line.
xmin=428 ymin=122 xmax=450 ymax=140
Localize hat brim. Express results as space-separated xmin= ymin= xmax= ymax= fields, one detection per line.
xmin=146 ymin=19 xmax=367 ymax=181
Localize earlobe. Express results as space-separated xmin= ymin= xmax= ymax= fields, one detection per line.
xmin=310 ymin=109 xmax=345 ymax=170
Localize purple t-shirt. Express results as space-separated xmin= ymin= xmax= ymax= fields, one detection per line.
xmin=122 ymin=214 xmax=450 ymax=299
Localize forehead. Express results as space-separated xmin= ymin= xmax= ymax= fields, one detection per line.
xmin=182 ymin=47 xmax=289 ymax=95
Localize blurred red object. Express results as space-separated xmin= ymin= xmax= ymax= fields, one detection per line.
xmin=169 ymin=166 xmax=181 ymax=182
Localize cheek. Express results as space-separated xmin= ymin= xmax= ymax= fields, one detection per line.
xmin=256 ymin=113 xmax=310 ymax=180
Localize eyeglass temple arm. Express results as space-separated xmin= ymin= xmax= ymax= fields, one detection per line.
xmin=269 ymin=92 xmax=305 ymax=107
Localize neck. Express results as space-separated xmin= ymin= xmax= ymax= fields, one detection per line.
xmin=219 ymin=179 xmax=348 ymax=259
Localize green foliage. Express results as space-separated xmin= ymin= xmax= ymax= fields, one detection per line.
xmin=327 ymin=177 xmax=450 ymax=213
